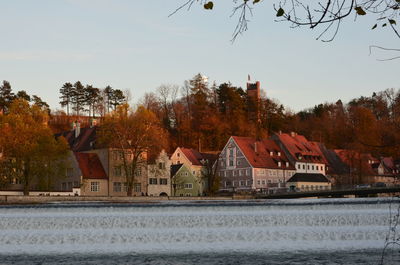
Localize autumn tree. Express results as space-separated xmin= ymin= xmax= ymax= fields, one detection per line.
xmin=99 ymin=104 xmax=167 ymax=196
xmin=0 ymin=99 xmax=69 ymax=194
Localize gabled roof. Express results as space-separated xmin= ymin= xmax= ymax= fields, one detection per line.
xmin=275 ymin=133 xmax=327 ymax=164
xmin=232 ymin=136 xmax=295 ymax=170
xmin=171 ymin=164 xmax=184 ymax=177
xmin=56 ymin=126 xmax=97 ymax=152
xmin=179 ymin=148 xmax=218 ymax=166
xmin=75 ymin=152 xmax=107 ymax=180
xmin=287 ymin=173 xmax=330 ymax=183
xmin=334 ymin=149 xmax=378 ymax=176
xmin=316 ymin=143 xmax=349 ymax=175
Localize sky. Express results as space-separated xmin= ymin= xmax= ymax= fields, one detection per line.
xmin=0 ymin=0 xmax=398 ymax=112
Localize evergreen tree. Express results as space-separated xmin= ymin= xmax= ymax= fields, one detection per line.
xmin=72 ymin=81 xmax=86 ymax=116
xmin=0 ymin=80 xmax=15 ymax=114
xmin=59 ymin=82 xmax=73 ymax=116
xmin=16 ymin=90 xmax=31 ymax=102
xmin=111 ymin=89 xmax=126 ymax=110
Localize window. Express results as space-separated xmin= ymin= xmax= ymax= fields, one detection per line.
xmin=228 ymin=148 xmax=235 ymax=167
xmin=135 ymin=167 xmax=142 ymax=176
xmin=312 ymin=165 xmax=314 ymax=170
xmin=278 ymin=162 xmax=281 ymax=167
xmin=114 ymin=166 xmax=122 ymax=177
xmin=158 ymin=162 xmax=165 ymax=169
xmin=286 ymin=162 xmax=289 ymax=167
xmin=278 ymin=152 xmax=281 ymax=156
xmin=177 ymin=152 xmax=180 ymax=157
xmin=267 ymin=179 xmax=272 ymax=183
xmin=160 ymin=178 xmax=168 ymax=185
xmin=246 ymin=169 xmax=249 ymax=176
xmin=307 ymin=165 xmax=310 ymax=170
xmin=66 ymin=168 xmax=74 ymax=178
xmin=193 ymin=171 xmax=196 ymax=175
xmin=62 ymin=182 xmax=66 ymax=190
xmin=149 ymin=178 xmax=157 ymax=185
xmin=184 ymin=183 xmax=193 ymax=189
xmin=67 ymin=182 xmax=72 ymax=190
xmin=246 ymin=180 xmax=252 ymax=186
xmin=123 ymin=182 xmax=128 ymax=192
xmin=257 ymin=180 xmax=261 ymax=185
xmin=91 ymin=182 xmax=100 ymax=192
xmin=262 ymin=180 xmax=266 ymax=185
xmin=316 ymin=166 xmax=319 ymax=170
xmin=113 ymin=182 xmax=122 ymax=192
xmin=237 ymin=160 xmax=241 ymax=166
xmin=233 ymin=170 xmax=237 ymax=176
xmin=303 ymin=165 xmax=305 ymax=169
xmin=225 ymin=181 xmax=231 ymax=187
xmin=221 ymin=161 xmax=224 ymax=167
xmin=73 ymin=181 xmax=79 ymax=188
xmin=177 ymin=160 xmax=180 ymax=164
xmin=134 ymin=183 xmax=141 ymax=192
xmin=270 ymin=151 xmax=273 ymax=156
xmin=239 ymin=170 xmax=243 ymax=176
xmin=240 ymin=180 xmax=245 ymax=186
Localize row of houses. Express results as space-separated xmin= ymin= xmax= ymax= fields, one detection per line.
xmin=3 ymin=121 xmax=399 ymax=196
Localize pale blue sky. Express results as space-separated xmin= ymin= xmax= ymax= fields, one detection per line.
xmin=0 ymin=0 xmax=398 ymax=112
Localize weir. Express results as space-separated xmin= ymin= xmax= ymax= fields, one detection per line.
xmin=0 ymin=199 xmax=395 ymax=255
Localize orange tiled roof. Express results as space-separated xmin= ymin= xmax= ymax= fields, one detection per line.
xmin=75 ymin=152 xmax=107 ymax=179
xmin=232 ymin=136 xmax=295 ymax=170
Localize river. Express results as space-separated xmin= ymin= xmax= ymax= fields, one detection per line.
xmin=0 ymin=198 xmax=399 ymax=264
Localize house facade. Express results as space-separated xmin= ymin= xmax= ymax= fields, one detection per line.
xmin=56 ymin=123 xmax=148 ymax=196
xmin=286 ymin=173 xmax=331 ymax=191
xmin=217 ymin=136 xmax=296 ymax=193
xmin=170 ymin=163 xmax=201 ymax=196
xmin=273 ymin=132 xmax=327 ymax=175
xmin=170 ymin=147 xmax=217 ymax=195
xmin=147 ymin=150 xmax=171 ymax=196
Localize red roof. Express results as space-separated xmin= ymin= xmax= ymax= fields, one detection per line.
xmin=232 ymin=136 xmax=295 ymax=169
xmin=275 ymin=133 xmax=326 ymax=164
xmin=75 ymin=152 xmax=108 ymax=179
xmin=334 ymin=149 xmax=377 ymax=176
xmin=180 ymin=148 xmax=217 ymax=166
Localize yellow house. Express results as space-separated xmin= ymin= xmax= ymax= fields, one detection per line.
xmin=286 ymin=173 xmax=331 ymax=192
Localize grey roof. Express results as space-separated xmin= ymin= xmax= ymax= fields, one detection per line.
xmin=318 ymin=143 xmax=349 ymax=175
xmin=170 ymin=164 xmax=183 ymax=177
xmin=287 ymin=173 xmax=330 ymax=183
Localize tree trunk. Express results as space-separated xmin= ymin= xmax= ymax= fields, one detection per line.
xmin=23 ymin=160 xmax=30 ymax=196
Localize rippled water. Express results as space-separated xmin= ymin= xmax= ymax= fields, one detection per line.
xmin=0 ymin=198 xmax=399 ymax=264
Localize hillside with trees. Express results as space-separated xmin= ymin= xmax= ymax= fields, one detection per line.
xmin=1 ymin=75 xmax=399 ymax=160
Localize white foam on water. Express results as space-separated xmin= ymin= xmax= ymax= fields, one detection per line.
xmin=0 ymin=199 xmax=394 ymax=255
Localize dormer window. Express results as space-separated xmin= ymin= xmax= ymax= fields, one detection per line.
xmin=270 ymin=151 xmax=273 ymax=156
xmin=177 ymin=153 xmax=180 ymax=157
xmin=278 ymin=161 xmax=281 ymax=167
xmin=278 ymin=152 xmax=281 ymax=156
xmin=286 ymin=162 xmax=289 ymax=167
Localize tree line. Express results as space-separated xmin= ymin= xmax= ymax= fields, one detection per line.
xmin=0 ymin=80 xmax=50 ymax=114
xmin=59 ymin=81 xmax=126 ymax=117
xmin=135 ymin=74 xmax=400 ymax=160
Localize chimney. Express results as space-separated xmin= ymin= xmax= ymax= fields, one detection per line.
xmin=290 ymin=131 xmax=296 ymax=137
xmin=75 ymin=121 xmax=81 ymax=138
xmin=254 ymin=142 xmax=258 ymax=153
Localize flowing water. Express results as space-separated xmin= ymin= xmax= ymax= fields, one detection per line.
xmin=0 ymin=198 xmax=399 ymax=264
